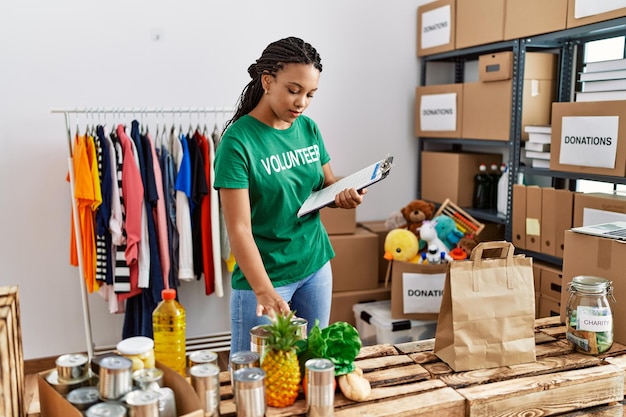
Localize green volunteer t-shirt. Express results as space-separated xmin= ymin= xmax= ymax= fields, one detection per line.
xmin=213 ymin=114 xmax=335 ymax=290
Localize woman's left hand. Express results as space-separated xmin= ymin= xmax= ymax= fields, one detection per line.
xmin=334 ymin=187 xmax=367 ymax=209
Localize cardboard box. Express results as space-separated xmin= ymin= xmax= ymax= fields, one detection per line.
xmin=330 ymin=284 xmax=391 ymax=326
xmin=551 ymin=101 xmax=626 ymax=177
xmin=479 ymin=51 xmax=513 ymax=82
xmin=420 ymin=151 xmax=502 ymax=207
xmin=387 ymin=260 xmax=448 ymax=321
xmin=539 ymin=295 xmax=562 ymax=318
xmin=462 ymin=80 xmax=512 ymax=140
xmin=330 ymin=227 xmax=379 ymax=292
xmin=560 ymin=230 xmax=626 ymax=344
xmin=512 ymin=184 xmax=527 ymax=250
xmin=567 ymin=0 xmax=626 ymax=29
xmin=525 ymin=185 xmax=543 ymax=252
xmin=504 ymin=0 xmax=567 ymax=40
xmin=555 ymin=189 xmax=575 ymax=258
xmin=541 ymin=187 xmax=557 ymax=256
xmin=417 ymin=0 xmax=456 ymax=57
xmin=573 ymin=192 xmax=626 ymax=227
xmin=359 ymin=220 xmax=391 ymax=283
xmin=539 ymin=263 xmax=563 ymax=302
xmin=415 ymin=84 xmax=463 ymax=138
xmin=521 ymin=54 xmax=558 ymax=141
xmin=456 ymin=0 xmax=505 ymax=49
xmin=38 ymin=362 xmax=203 ymax=417
xmin=320 ymin=207 xmax=356 ymax=235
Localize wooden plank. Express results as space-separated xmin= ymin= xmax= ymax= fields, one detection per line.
xmin=365 ymin=363 xmax=430 ymax=387
xmin=440 ymin=353 xmax=601 ymax=389
xmin=407 ymin=350 xmax=440 ymax=365
xmin=355 ymin=354 xmax=415 ymax=372
xmin=395 ymin=338 xmax=435 ymax=354
xmin=333 ymin=386 xmax=465 ymax=417
xmin=0 ymin=286 xmax=24 ymax=417
xmin=457 ymin=364 xmax=624 ymax=417
xmin=356 ymin=344 xmax=398 ymax=359
xmin=559 ymin=403 xmax=624 ymax=417
xmin=535 ymin=316 xmax=563 ymax=328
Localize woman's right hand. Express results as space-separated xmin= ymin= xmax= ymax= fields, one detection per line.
xmin=255 ymin=289 xmax=291 ymax=318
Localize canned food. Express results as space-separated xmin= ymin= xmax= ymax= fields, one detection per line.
xmin=291 ymin=317 xmax=308 ymax=340
xmin=45 ymin=369 xmax=95 ymax=396
xmin=86 ymin=402 xmax=127 ymax=417
xmin=156 ymin=387 xmax=177 ymax=417
xmin=98 ymin=355 xmax=133 ymax=400
xmin=190 ymin=364 xmax=220 ymax=416
xmin=188 ymin=349 xmax=218 ymax=369
xmin=117 ymin=336 xmax=155 ymax=372
xmin=249 ymin=325 xmax=271 ymax=358
xmin=125 ymin=389 xmax=160 ymax=417
xmin=233 ymin=367 xmax=266 ymax=417
xmin=56 ymin=353 xmax=89 ymax=382
xmin=305 ymin=358 xmax=335 ymax=417
xmin=132 ymin=368 xmax=164 ymax=391
xmin=229 ymin=351 xmax=260 ymax=403
xmin=67 ymin=386 xmax=100 ymax=410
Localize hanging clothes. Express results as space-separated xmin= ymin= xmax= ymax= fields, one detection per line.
xmin=173 ymin=131 xmax=195 ymax=281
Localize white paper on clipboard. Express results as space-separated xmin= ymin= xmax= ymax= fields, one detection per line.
xmin=297 ymin=155 xmax=393 ymax=217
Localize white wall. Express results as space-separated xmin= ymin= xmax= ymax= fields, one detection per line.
xmin=0 ymin=0 xmax=428 ymax=359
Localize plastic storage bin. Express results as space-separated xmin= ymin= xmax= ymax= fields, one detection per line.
xmin=352 ymin=300 xmax=437 ymax=346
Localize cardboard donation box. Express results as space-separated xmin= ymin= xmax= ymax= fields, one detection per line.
xmin=560 ymin=230 xmax=626 ymax=345
xmin=386 ymin=260 xmax=448 ymax=321
xmin=417 ymin=0 xmax=456 ymax=57
xmin=567 ymin=0 xmax=626 ymax=28
xmin=38 ymin=361 xmax=203 ymax=417
xmin=456 ymin=0 xmax=505 ymax=49
xmin=320 ymin=207 xmax=356 ymax=235
xmin=415 ymin=84 xmax=463 ymax=138
xmin=421 ymin=151 xmax=502 ymax=207
xmin=573 ymin=192 xmax=626 ymax=227
xmin=551 ymin=101 xmax=626 ymax=177
xmin=504 ymin=0 xmax=567 ymax=40
xmin=329 ymin=227 xmax=379 ymax=292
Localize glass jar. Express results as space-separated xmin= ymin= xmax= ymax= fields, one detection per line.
xmin=116 ymin=336 xmax=155 ymax=372
xmin=565 ymin=275 xmax=615 ymax=355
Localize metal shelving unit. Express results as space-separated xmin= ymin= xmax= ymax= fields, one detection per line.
xmin=417 ymin=16 xmax=626 ymax=247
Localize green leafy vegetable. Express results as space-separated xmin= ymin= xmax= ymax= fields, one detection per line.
xmin=297 ymin=320 xmax=362 ymax=376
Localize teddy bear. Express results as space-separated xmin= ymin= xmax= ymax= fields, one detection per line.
xmin=385 ymin=199 xmax=435 ymax=251
xmin=449 ymin=234 xmax=480 ymax=260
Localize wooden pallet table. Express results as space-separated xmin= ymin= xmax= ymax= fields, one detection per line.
xmin=217 ymin=317 xmax=626 ymax=417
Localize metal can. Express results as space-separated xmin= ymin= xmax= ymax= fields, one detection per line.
xmin=229 ymin=351 xmax=260 ymax=403
xmin=132 ymin=368 xmax=164 ymax=391
xmin=233 ymin=367 xmax=266 ymax=417
xmin=98 ymin=355 xmax=133 ymax=400
xmin=45 ymin=368 xmax=94 ymax=396
xmin=86 ymin=402 xmax=127 ymax=417
xmin=66 ymin=386 xmax=100 ymax=410
xmin=305 ymin=358 xmax=335 ymax=417
xmin=56 ymin=353 xmax=89 ymax=382
xmin=249 ymin=325 xmax=271 ymax=358
xmin=292 ymin=317 xmax=308 ymax=340
xmin=188 ymin=349 xmax=218 ymax=369
xmin=156 ymin=387 xmax=177 ymax=417
xmin=190 ymin=363 xmax=221 ymax=416
xmin=125 ymin=389 xmax=160 ymax=417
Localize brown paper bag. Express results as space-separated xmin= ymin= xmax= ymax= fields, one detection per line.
xmin=433 ymin=241 xmax=536 ymax=371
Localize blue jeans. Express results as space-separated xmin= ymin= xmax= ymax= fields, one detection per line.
xmin=229 ymin=261 xmax=332 ymax=355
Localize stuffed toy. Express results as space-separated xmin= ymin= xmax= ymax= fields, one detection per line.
xmin=417 ymin=220 xmax=453 ymax=264
xmin=383 ymin=228 xmax=420 ymax=263
xmin=433 ymin=215 xmax=464 ymax=251
xmin=385 ymin=200 xmax=435 ymax=251
xmin=449 ymin=234 xmax=479 ymax=260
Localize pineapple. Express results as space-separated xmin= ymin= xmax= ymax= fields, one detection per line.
xmin=261 ymin=311 xmax=301 ymax=407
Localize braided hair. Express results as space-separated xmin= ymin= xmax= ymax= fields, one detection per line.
xmin=224 ymin=37 xmax=322 ymax=132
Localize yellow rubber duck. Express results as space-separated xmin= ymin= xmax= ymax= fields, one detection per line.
xmin=383 ymin=228 xmax=420 ymax=263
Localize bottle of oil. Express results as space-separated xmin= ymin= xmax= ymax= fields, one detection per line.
xmin=153 ymin=288 xmax=186 ymax=376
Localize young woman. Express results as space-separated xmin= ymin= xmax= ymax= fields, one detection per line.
xmin=213 ymin=37 xmax=366 ymax=354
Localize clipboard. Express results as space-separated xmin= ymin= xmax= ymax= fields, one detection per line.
xmin=297 ymin=155 xmax=394 ymax=217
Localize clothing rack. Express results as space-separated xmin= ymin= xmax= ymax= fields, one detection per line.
xmin=53 ymin=106 xmax=233 ymax=359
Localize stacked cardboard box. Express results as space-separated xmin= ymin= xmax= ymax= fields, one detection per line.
xmin=322 ymin=210 xmax=390 ymax=326
xmin=0 ymin=286 xmax=24 ymax=417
